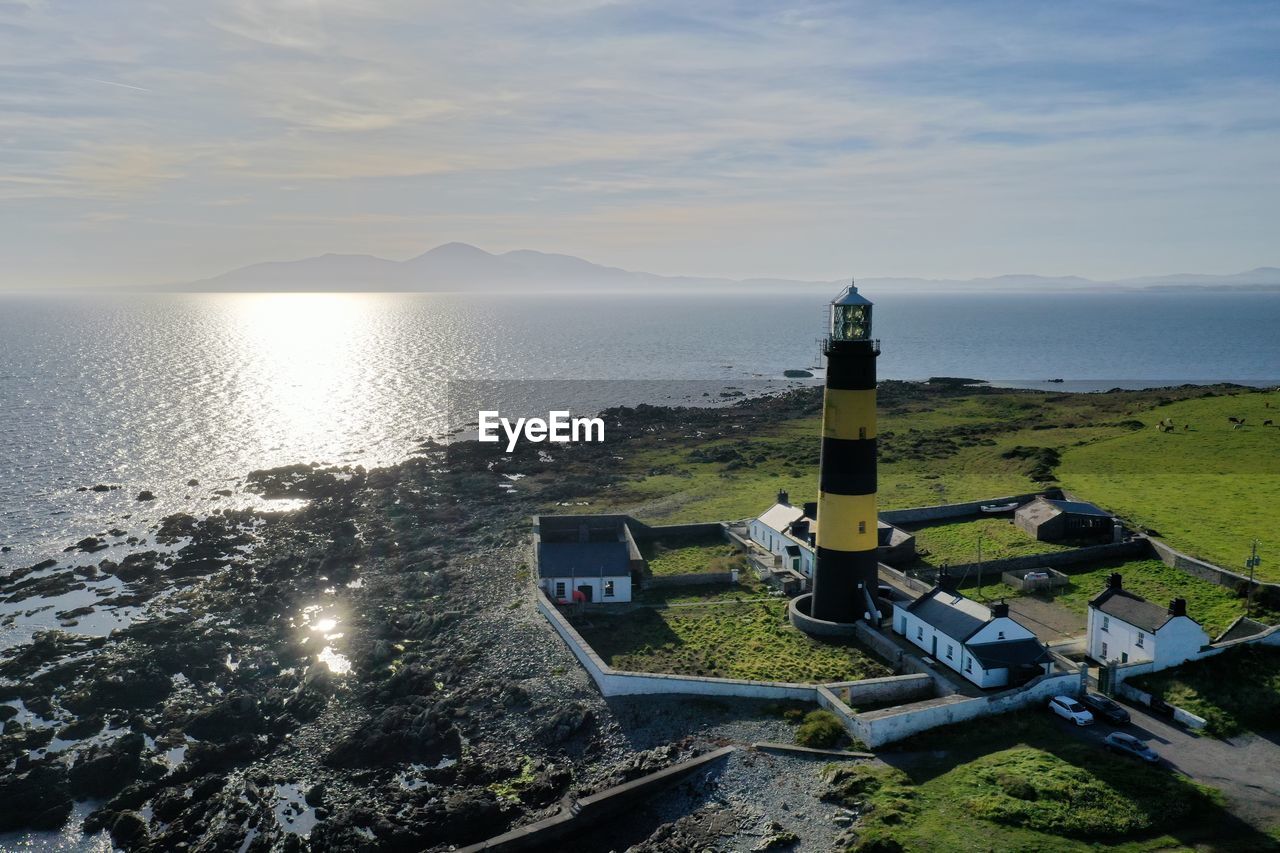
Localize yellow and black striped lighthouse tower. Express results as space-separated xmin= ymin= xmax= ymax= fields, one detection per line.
xmin=811 ymin=282 xmax=880 ymax=623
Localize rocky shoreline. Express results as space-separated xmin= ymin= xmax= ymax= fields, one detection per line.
xmin=0 ymin=389 xmax=857 ymax=852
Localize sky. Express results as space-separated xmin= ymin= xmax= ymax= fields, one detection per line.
xmin=2 ymin=0 xmax=1279 ymax=288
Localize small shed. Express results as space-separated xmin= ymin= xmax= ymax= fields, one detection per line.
xmin=1014 ymin=497 xmax=1113 ymax=543
xmin=537 ymin=541 xmax=632 ymax=604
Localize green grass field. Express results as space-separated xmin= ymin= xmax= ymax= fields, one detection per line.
xmin=641 ymin=536 xmax=744 ymax=577
xmin=1133 ymin=646 xmax=1280 ymax=737
xmin=955 ymin=557 xmax=1269 ymax=638
xmin=904 ymin=516 xmax=1076 ymax=569
xmin=830 ymin=712 xmax=1272 ymax=851
xmin=1057 ymin=389 xmax=1280 ymax=580
xmin=553 ymin=383 xmax=1278 ymax=583
xmin=571 ymin=580 xmax=891 ymax=682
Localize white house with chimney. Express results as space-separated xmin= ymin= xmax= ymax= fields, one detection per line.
xmin=748 ymin=491 xmax=816 ymax=578
xmin=892 ymin=582 xmax=1050 ymax=689
xmin=1086 ymin=573 xmax=1210 ymax=669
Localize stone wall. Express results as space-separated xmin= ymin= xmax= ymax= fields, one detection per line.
xmin=937 ymin=539 xmax=1149 ymax=583
xmin=1147 ymin=536 xmax=1280 ymax=606
xmin=879 ymin=491 xmax=1056 ymax=526
xmin=850 ymin=666 xmax=1086 ymax=747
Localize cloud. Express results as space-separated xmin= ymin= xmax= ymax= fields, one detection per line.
xmin=1 ymin=0 xmax=1278 ymax=286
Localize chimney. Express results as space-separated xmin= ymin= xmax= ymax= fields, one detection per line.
xmin=803 ymin=501 xmax=818 ymax=521
xmin=937 ymin=568 xmax=958 ymax=592
xmin=991 ymin=601 xmax=1010 ymax=618
xmin=1168 ymin=598 xmax=1187 ymax=617
xmin=1107 ymin=572 xmax=1123 ymax=590
xmin=777 ymin=489 xmax=790 ymax=506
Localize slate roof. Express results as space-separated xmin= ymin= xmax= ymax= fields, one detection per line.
xmin=537 ymin=542 xmax=630 ymax=579
xmin=906 ymin=588 xmax=992 ymax=641
xmin=757 ymin=502 xmax=805 ymax=533
xmin=966 ymin=637 xmax=1050 ymax=670
xmin=1089 ymin=587 xmax=1174 ymax=632
xmin=1045 ymin=499 xmax=1110 ymax=517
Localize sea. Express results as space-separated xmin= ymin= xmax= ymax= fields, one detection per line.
xmin=0 ymin=288 xmax=1277 ymax=639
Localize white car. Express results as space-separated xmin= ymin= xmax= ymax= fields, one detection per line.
xmin=1048 ymin=695 xmax=1094 ymax=726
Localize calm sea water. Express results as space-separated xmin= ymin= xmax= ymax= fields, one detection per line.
xmin=0 ymin=288 xmax=1276 ymax=581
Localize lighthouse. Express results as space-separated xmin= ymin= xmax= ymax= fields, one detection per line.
xmin=810 ymin=282 xmax=880 ymax=623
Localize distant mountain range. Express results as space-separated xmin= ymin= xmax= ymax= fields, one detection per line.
xmin=165 ymin=242 xmax=1280 ymax=293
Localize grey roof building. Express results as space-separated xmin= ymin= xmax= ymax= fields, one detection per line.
xmin=1015 ymin=496 xmax=1114 ymax=542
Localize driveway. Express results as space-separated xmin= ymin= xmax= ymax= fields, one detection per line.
xmin=1050 ymin=697 xmax=1280 ymax=830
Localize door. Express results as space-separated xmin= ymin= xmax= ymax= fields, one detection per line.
xmin=578 ymin=584 xmax=593 ymax=602
xmin=931 ymin=635 xmax=938 ymax=657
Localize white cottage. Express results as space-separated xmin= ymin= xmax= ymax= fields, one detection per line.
xmin=1087 ymin=573 xmax=1210 ymax=668
xmin=748 ymin=492 xmax=816 ymax=578
xmin=893 ymin=585 xmax=1050 ymax=689
xmin=537 ymin=541 xmax=633 ymax=604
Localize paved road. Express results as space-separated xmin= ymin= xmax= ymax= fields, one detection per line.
xmin=1049 ymin=696 xmax=1280 ymax=830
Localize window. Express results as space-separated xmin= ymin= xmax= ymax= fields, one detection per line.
xmin=946 ymin=644 xmax=953 ymax=660
xmin=555 ymin=582 xmax=566 ymax=599
xmin=997 ymin=631 xmax=1005 ymax=640
xmin=965 ymin=657 xmax=972 ymax=673
xmin=1101 ymin=616 xmax=1109 ymax=632
xmin=859 ymin=427 xmax=867 ymax=440
xmin=858 ymin=521 xmax=866 ymax=534
xmin=1136 ymin=632 xmax=1144 ymax=648
xmin=917 ymin=627 xmax=924 ymax=641
xmin=1101 ymin=642 xmax=1108 ymax=659
xmin=604 ymin=580 xmax=615 ymax=598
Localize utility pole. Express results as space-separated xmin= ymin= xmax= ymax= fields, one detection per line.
xmin=1246 ymin=539 xmax=1261 ymax=616
xmin=977 ymin=531 xmax=984 ymax=599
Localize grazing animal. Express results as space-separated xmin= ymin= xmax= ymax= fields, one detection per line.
xmin=1228 ymin=416 xmax=1241 ymax=424
xmin=1265 ymin=419 xmax=1274 ymax=427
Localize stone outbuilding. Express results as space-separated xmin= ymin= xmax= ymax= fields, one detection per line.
xmin=1014 ymin=496 xmax=1114 ymax=543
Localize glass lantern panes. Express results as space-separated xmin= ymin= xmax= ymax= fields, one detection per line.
xmin=832 ymin=304 xmax=871 ymax=341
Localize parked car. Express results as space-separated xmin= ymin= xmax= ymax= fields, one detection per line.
xmin=1104 ymin=732 xmax=1160 ymax=763
xmin=1048 ymin=695 xmax=1095 ymax=726
xmin=1082 ymin=692 xmax=1131 ymax=724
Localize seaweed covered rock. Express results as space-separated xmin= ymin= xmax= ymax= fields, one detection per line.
xmin=0 ymin=762 xmax=72 ymax=831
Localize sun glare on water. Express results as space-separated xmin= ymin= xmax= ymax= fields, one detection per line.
xmin=226 ymin=293 xmax=385 ymax=455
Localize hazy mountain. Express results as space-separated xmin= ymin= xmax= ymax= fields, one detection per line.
xmin=168 ymin=244 xmax=1279 ymax=293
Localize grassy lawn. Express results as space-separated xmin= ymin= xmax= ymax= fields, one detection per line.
xmin=903 ymin=516 xmax=1076 ymax=569
xmin=1133 ymin=646 xmax=1280 ymax=737
xmin=957 ymin=557 xmax=1269 ymax=638
xmin=539 ymin=382 xmax=1277 ymax=589
xmin=641 ymin=535 xmax=744 ymax=577
xmin=831 ymin=712 xmax=1271 ymax=851
xmin=571 ymin=581 xmax=891 ymax=683
xmin=1058 ymin=389 xmax=1280 ymax=580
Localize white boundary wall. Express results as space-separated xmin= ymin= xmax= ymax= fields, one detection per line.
xmin=538 ymin=590 xmax=1086 ymax=746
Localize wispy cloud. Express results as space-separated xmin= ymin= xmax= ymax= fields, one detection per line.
xmin=1 ymin=0 xmax=1278 ymax=286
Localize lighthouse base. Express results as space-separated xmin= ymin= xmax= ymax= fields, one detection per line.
xmin=788 ymin=593 xmax=859 ymax=637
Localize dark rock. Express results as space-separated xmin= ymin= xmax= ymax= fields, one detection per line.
xmin=55 ymin=714 xmax=104 ymax=741
xmin=305 ymin=782 xmax=326 ymax=807
xmin=0 ymin=763 xmax=72 ymax=831
xmin=70 ymin=537 xmax=109 ymax=553
xmin=535 ymin=702 xmax=593 ymax=744
xmin=108 ymin=811 xmax=148 ymax=848
xmin=90 ymin=484 xmax=118 ymax=492
xmin=187 ymin=479 xmax=200 ymax=487
xmin=136 ymin=490 xmax=156 ymax=502
xmin=69 ymin=732 xmax=146 ymax=799
xmin=186 ymin=694 xmax=264 ymax=741
xmin=324 ymin=703 xmax=460 ymax=769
